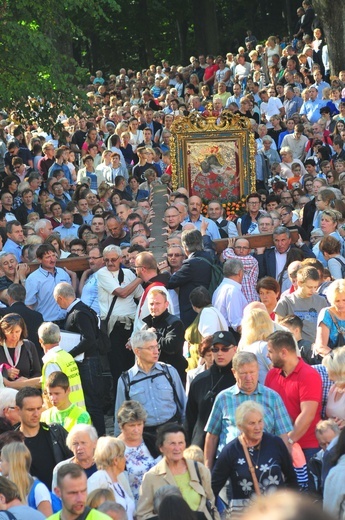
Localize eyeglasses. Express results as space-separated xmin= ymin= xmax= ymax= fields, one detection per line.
xmin=248 ymin=201 xmax=260 ymax=205
xmin=134 ymin=265 xmax=143 ymax=268
xmin=71 ymin=248 xmax=85 ymax=253
xmin=280 ymin=213 xmax=290 ymax=217
xmin=139 ymin=345 xmax=161 ymax=352
xmin=211 ymin=346 xmax=235 ymax=353
xmin=326 ymin=175 xmax=333 ymax=179
xmin=89 ymin=255 xmax=102 ymax=260
xmin=167 ymin=253 xmax=183 ymax=257
xmin=104 ymin=257 xmax=120 ymax=263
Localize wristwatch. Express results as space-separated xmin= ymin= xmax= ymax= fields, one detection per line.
xmin=287 ymin=436 xmax=294 ymax=445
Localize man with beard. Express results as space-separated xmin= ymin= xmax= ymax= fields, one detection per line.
xmin=266 ymin=330 xmax=322 ymax=461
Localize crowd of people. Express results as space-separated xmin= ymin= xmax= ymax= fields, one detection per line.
xmin=0 ymin=2 xmax=345 ymax=519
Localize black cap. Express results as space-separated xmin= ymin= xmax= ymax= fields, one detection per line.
xmin=212 ymin=330 xmax=237 ymax=347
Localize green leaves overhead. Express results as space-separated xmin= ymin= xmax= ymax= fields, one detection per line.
xmin=0 ymin=0 xmax=120 ymax=128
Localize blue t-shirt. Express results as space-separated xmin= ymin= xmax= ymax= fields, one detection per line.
xmin=317 ymin=307 xmax=345 ymax=349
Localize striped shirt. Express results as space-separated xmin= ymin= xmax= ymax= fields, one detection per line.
xmin=205 ymin=382 xmax=292 ymax=456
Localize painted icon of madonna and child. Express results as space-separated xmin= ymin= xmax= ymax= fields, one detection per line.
xmin=187 ymin=140 xmax=240 ymax=201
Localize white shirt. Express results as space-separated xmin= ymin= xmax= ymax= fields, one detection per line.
xmin=87 ymin=470 xmax=135 ymax=520
xmin=281 ymin=133 xmax=309 ymax=160
xmin=212 ymin=278 xmax=248 ymax=330
xmin=275 ymin=249 xmax=287 ymax=280
xmin=97 ymin=267 xmax=143 ymax=332
xmin=198 ymin=306 xmax=228 ymax=337
xmin=260 ymin=97 xmax=283 ymax=128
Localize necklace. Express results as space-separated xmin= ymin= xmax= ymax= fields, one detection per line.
xmin=246 ymin=441 xmax=262 ymax=470
xmin=112 ymin=482 xmax=128 ymax=511
xmin=113 ymin=482 xmax=125 ymax=498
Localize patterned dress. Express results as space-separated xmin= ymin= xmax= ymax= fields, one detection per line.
xmin=125 ymin=442 xmax=160 ymax=503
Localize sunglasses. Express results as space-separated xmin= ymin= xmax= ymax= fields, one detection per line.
xmin=211 ymin=346 xmax=235 ymax=353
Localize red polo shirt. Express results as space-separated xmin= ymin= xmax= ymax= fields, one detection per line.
xmin=265 ymin=358 xmax=322 ymax=448
xmin=204 ymin=64 xmax=219 ymax=84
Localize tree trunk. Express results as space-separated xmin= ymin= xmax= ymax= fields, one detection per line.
xmin=191 ymin=0 xmax=219 ymax=55
xmin=284 ymin=0 xmax=292 ymax=37
xmin=313 ymin=0 xmax=345 ymax=75
xmin=138 ymin=0 xmax=154 ymax=65
xmin=176 ymin=19 xmax=188 ymax=64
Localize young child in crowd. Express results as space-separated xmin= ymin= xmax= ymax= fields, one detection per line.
xmin=41 ymin=371 xmax=91 ymax=432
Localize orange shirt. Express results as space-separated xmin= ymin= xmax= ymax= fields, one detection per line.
xmin=287 ymin=176 xmax=302 ymax=189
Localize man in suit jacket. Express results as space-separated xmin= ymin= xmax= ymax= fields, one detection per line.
xmin=255 ymin=226 xmax=315 ymax=280
xmin=14 ymin=189 xmax=44 ymax=225
xmin=302 ymin=177 xmax=327 ymax=239
xmin=138 ymin=107 xmax=163 ymax=135
xmin=53 ymin=282 xmax=105 ymax=436
xmin=168 ymin=229 xmax=213 ymax=328
xmin=0 ymin=284 xmax=44 ymax=361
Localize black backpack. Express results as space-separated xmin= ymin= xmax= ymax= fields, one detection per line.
xmin=333 ymin=257 xmax=345 ymax=278
xmin=120 ymin=363 xmax=183 ymax=422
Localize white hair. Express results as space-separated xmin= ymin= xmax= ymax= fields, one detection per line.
xmin=0 ymin=388 xmax=18 ymax=417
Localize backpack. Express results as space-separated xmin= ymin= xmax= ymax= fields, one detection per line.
xmin=27 ymin=478 xmax=62 ymax=514
xmin=0 ymin=512 xmax=16 ymax=519
xmin=333 ymin=257 xmax=345 ymax=278
xmin=120 ymin=363 xmax=183 ymax=422
xmin=197 ymin=256 xmax=224 ymax=296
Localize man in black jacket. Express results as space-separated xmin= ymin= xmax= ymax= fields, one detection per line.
xmin=16 ymin=387 xmax=72 ymax=490
xmin=53 ymin=282 xmax=105 ymax=436
xmin=14 ymin=189 xmax=44 ymax=225
xmin=138 ymin=107 xmax=162 ymax=134
xmin=302 ymin=177 xmax=327 ymax=239
xmin=185 ymin=331 xmax=237 ymax=448
xmin=0 ymin=284 xmax=43 ymax=360
xmin=142 ymin=287 xmax=187 ymax=385
xmin=168 ymin=229 xmax=213 ymax=328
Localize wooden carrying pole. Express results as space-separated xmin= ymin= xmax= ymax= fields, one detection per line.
xmin=213 ymin=230 xmax=299 ymax=255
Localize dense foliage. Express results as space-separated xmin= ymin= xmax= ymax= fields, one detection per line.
xmin=5 ymin=0 xmax=342 ymax=127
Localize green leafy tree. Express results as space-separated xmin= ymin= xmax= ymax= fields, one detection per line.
xmin=0 ymin=0 xmax=119 ymax=129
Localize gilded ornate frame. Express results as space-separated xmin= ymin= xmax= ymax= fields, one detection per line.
xmin=170 ymin=111 xmax=256 ymax=199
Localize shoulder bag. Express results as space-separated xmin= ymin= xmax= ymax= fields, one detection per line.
xmin=328 ymin=310 xmax=345 ymax=348
xmin=98 ymin=296 xmax=117 ymax=354
xmin=193 ymin=461 xmax=217 ymax=520
xmin=238 ymin=434 xmax=261 ymax=496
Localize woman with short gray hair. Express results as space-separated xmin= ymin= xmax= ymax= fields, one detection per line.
xmin=212 ymin=400 xmax=297 ymax=515
xmin=51 ymin=423 xmax=98 ymax=490
xmin=262 ymin=136 xmax=281 ymax=166
xmin=117 ymin=400 xmax=160 ymax=503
